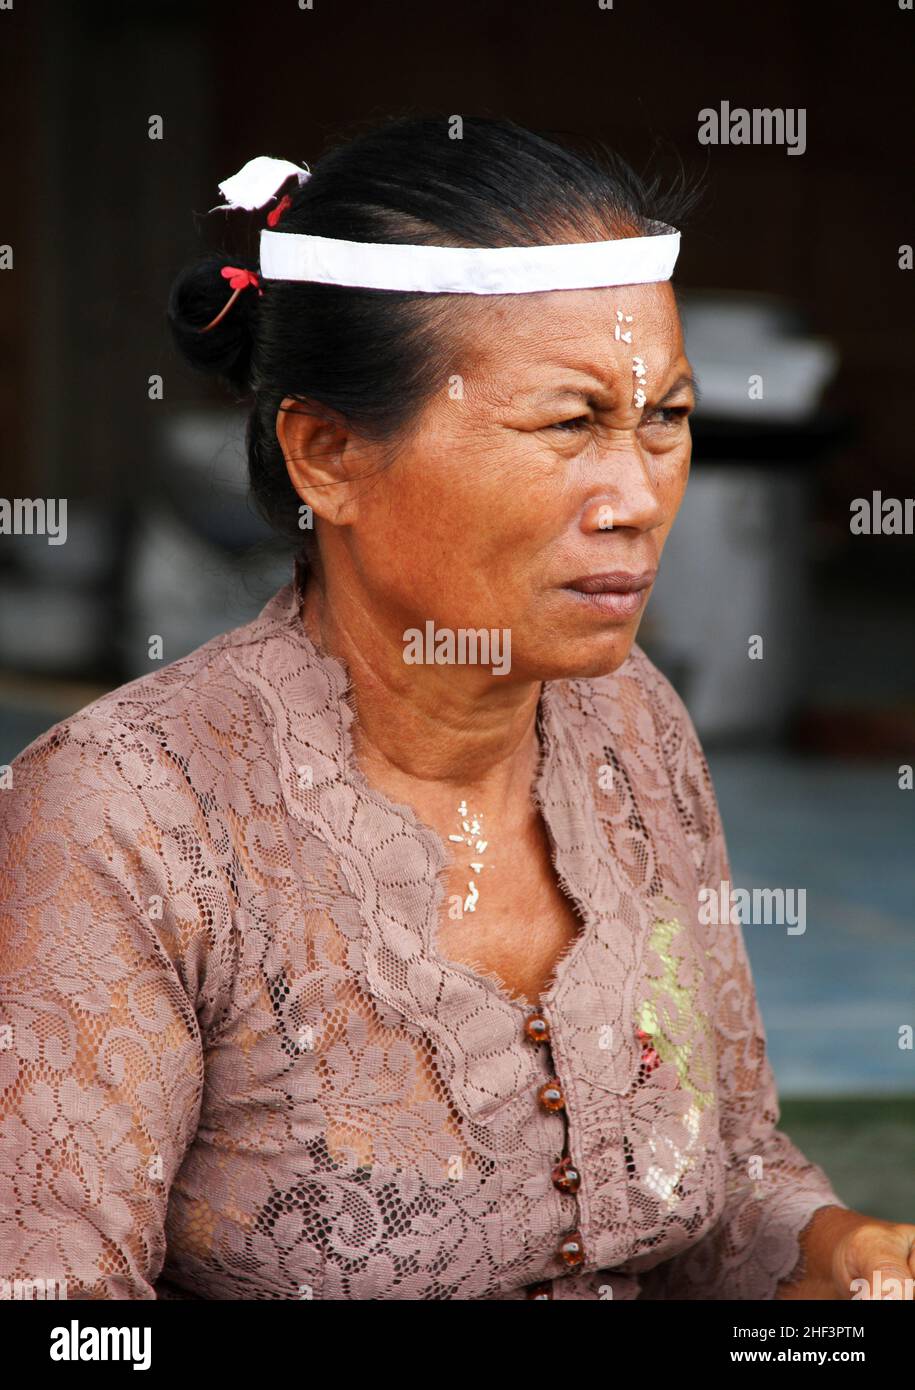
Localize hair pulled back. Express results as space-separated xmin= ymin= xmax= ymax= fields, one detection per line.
xmin=167 ymin=115 xmax=698 ymax=560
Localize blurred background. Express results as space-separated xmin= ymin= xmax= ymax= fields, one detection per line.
xmin=1 ymin=0 xmax=913 ymax=1216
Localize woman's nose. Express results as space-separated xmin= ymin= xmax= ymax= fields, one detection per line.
xmin=579 ymin=452 xmax=667 ymax=534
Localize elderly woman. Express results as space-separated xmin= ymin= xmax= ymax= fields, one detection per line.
xmin=1 ymin=115 xmax=911 ymax=1302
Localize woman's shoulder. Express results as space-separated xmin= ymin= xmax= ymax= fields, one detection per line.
xmin=0 ymin=593 xmax=310 ymax=1035
xmin=8 ymin=581 xmax=306 ymax=787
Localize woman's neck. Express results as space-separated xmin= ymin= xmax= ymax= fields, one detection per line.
xmin=298 ymin=569 xmax=545 ymax=820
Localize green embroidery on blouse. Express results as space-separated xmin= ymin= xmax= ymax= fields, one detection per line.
xmin=635 ymin=917 xmax=718 ymax=1209
xmin=637 ymin=916 xmax=716 ymax=1109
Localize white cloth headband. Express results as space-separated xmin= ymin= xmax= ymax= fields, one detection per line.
xmin=212 ymin=154 xmax=681 ymax=294
xmin=258 ymin=227 xmax=680 ymax=294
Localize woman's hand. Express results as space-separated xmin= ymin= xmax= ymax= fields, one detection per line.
xmin=778 ymin=1205 xmax=915 ymax=1299
xmin=833 ymin=1214 xmax=915 ymax=1300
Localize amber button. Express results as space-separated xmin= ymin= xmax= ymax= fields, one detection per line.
xmin=524 ymin=1013 xmax=551 ymax=1045
xmin=551 ymin=1154 xmax=581 ymax=1194
xmin=526 ymin=1281 xmax=553 ymax=1299
xmin=558 ymin=1231 xmax=585 ymax=1267
xmin=538 ymin=1079 xmax=565 ymax=1112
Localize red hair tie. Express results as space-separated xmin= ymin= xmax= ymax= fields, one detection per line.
xmin=197 ymin=265 xmax=263 ymax=334
xmin=267 ymin=193 xmax=292 ymax=228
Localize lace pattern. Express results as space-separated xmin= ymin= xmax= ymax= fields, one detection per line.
xmin=0 ymin=570 xmax=846 ymax=1299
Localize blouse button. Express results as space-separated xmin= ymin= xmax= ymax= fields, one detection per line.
xmin=526 ymin=1281 xmax=553 ymax=1299
xmin=538 ymin=1079 xmax=565 ymax=1112
xmin=524 ymin=1013 xmax=551 ymax=1045
xmin=551 ymin=1155 xmax=581 ymax=1194
xmin=558 ymin=1231 xmax=585 ymax=1267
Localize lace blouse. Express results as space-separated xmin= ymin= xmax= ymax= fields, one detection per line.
xmin=0 ymin=564 xmax=846 ymax=1300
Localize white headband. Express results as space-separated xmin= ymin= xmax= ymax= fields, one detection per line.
xmin=212 ymin=155 xmax=681 ymax=295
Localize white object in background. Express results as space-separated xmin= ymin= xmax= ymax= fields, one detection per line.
xmin=685 ymin=340 xmax=838 ymax=421
xmin=122 ymin=506 xmax=290 ymax=678
xmin=680 ymin=290 xmax=838 ymax=421
xmin=646 ymin=466 xmax=811 ymax=741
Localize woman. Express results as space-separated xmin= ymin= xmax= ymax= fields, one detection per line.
xmin=1 ymin=115 xmax=911 ymax=1301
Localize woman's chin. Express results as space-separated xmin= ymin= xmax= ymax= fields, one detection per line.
xmin=521 ymin=625 xmax=641 ymax=683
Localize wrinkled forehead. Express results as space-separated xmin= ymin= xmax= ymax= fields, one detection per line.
xmin=455 ymin=281 xmax=683 ymax=378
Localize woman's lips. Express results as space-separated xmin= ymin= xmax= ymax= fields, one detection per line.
xmin=562 ymin=569 xmax=657 ymax=620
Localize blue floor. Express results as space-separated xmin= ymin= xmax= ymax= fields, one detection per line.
xmin=708 ymin=752 xmax=914 ymax=1097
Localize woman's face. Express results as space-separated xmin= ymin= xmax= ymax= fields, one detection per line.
xmin=294 ymin=281 xmax=695 ymax=683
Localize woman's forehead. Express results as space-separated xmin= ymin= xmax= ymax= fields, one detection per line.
xmin=457 ymin=282 xmax=686 ymax=390
xmin=464 ymin=282 xmax=681 ymax=356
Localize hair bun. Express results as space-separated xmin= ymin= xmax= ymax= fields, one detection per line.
xmin=167 ymin=253 xmax=260 ymax=394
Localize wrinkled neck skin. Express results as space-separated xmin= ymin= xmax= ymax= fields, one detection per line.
xmin=299 ymin=564 xmax=545 ymax=833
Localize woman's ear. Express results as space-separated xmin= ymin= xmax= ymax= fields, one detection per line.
xmin=276 ymin=397 xmax=360 ymax=527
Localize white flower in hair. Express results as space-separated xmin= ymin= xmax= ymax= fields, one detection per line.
xmin=210 ymin=155 xmax=311 ymax=213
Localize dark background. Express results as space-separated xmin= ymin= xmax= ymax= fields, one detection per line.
xmin=1 ymin=0 xmax=913 ymax=1218
xmin=3 ymin=0 xmax=912 ymax=533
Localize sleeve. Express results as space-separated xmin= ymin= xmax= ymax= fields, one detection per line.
xmin=0 ymin=714 xmax=235 ymax=1299
xmin=633 ymin=658 xmax=849 ymax=1300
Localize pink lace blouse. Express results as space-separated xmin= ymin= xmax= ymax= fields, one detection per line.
xmin=0 ymin=566 xmax=846 ymax=1300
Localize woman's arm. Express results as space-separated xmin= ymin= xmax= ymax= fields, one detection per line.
xmin=632 ymin=658 xmax=851 ymax=1299
xmin=0 ymin=714 xmax=233 ymax=1298
xmin=779 ymin=1205 xmax=915 ymax=1300
xmin=778 ymin=1206 xmax=865 ymax=1298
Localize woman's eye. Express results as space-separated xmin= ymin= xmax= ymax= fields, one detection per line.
xmin=549 ymin=416 xmax=590 ymax=432
xmin=642 ymin=406 xmax=690 ymax=427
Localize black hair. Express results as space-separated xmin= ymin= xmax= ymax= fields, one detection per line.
xmin=167 ymin=114 xmax=700 ymax=564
